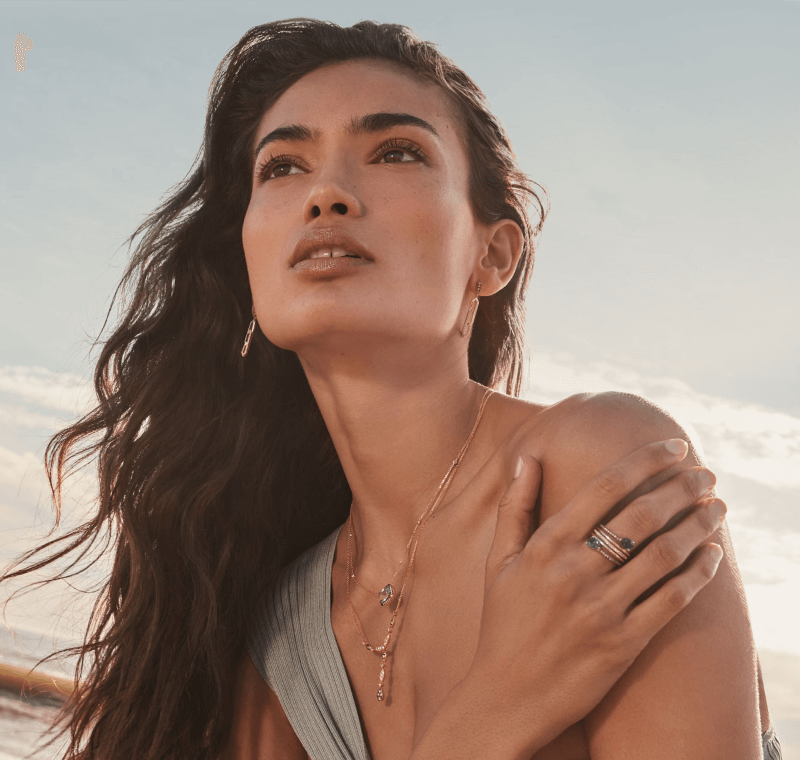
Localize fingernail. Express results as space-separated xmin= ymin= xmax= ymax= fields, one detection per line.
xmin=709 ymin=544 xmax=724 ymax=567
xmin=514 ymin=456 xmax=525 ymax=479
xmin=709 ymin=498 xmax=727 ymax=523
xmin=696 ymin=468 xmax=716 ymax=490
xmin=666 ymin=439 xmax=688 ymax=456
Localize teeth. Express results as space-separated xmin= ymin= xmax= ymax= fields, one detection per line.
xmin=306 ymin=249 xmax=360 ymax=260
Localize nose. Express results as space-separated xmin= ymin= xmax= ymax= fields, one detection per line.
xmin=312 ymin=201 xmax=348 ymax=218
xmin=303 ymin=168 xmax=365 ymax=222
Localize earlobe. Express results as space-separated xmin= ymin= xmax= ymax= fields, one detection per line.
xmin=478 ymin=219 xmax=524 ymax=295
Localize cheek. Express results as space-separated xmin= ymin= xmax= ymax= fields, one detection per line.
xmin=243 ymin=191 xmax=281 ymax=258
xmin=241 ymin=209 xmax=264 ymax=300
xmin=241 ymin=200 xmax=287 ymax=336
xmin=372 ymin=172 xmax=471 ymax=268
xmin=241 ymin=190 xmax=294 ymax=288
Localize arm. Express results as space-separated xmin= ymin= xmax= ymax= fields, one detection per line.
xmin=221 ymin=651 xmax=310 ymax=760
xmin=407 ymin=672 xmax=553 ymax=760
xmin=538 ymin=392 xmax=762 ymax=759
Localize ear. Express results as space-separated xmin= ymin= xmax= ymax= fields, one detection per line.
xmin=475 ymin=218 xmax=524 ymax=296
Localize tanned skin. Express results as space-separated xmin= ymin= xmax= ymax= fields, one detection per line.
xmin=224 ymin=61 xmax=768 ymax=759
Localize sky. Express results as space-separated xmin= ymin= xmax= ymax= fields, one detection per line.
xmin=2 ymin=0 xmax=799 ymax=752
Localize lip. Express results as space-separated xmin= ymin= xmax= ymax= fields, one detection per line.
xmin=289 ymin=228 xmax=375 ymax=269
xmin=292 ymin=256 xmax=372 ymax=274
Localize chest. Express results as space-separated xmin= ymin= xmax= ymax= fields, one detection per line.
xmin=329 ymin=542 xmax=591 ymax=760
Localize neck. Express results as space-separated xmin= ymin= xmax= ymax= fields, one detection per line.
xmin=297 ymin=346 xmax=493 ymax=587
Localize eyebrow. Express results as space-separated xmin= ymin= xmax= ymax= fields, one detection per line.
xmin=253 ymin=112 xmax=439 ymax=161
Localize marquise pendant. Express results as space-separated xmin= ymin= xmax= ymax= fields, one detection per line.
xmin=378 ymin=583 xmax=394 ymax=606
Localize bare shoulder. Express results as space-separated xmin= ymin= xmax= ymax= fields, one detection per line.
xmin=468 ymin=389 xmax=704 ymax=536
xmin=541 ymin=390 xmax=698 ymax=450
xmin=502 ymin=390 xmax=700 ymax=462
xmin=222 ymin=650 xmax=309 ymax=760
xmin=523 ymin=391 xmax=707 ymax=524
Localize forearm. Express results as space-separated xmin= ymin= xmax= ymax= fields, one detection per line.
xmin=407 ymin=671 xmax=544 ymax=760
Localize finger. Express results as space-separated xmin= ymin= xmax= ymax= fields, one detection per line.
xmin=613 ymin=497 xmax=727 ymax=602
xmin=549 ymin=439 xmax=690 ymax=543
xmin=623 ymin=542 xmax=724 ymax=642
xmin=583 ymin=466 xmax=717 ymax=571
xmin=485 ymin=454 xmax=542 ymax=587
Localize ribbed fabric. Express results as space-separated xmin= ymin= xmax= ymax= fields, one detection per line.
xmin=762 ymin=725 xmax=783 ymax=759
xmin=247 ymin=522 xmax=783 ymax=760
xmin=247 ymin=523 xmax=369 ymax=760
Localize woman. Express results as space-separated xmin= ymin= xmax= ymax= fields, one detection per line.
xmin=1 ymin=18 xmax=780 ymax=760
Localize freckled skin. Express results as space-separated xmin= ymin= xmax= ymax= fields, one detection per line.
xmin=242 ymin=62 xmax=485 ymax=355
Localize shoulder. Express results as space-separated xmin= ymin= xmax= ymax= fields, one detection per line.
xmin=528 ymin=391 xmax=706 ymax=523
xmin=506 ymin=390 xmax=701 ymax=465
xmin=544 ymin=390 xmax=700 ymax=455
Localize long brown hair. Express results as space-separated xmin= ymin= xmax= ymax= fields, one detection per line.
xmin=1 ymin=18 xmax=547 ymax=760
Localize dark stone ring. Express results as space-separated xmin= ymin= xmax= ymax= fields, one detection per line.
xmin=586 ymin=524 xmax=635 ymax=566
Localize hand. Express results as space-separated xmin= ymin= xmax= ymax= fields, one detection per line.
xmin=466 ymin=439 xmax=726 ymax=755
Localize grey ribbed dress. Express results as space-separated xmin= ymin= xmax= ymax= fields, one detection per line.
xmin=246 ymin=523 xmax=783 ymax=760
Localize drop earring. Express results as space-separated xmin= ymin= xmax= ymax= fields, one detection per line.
xmin=241 ymin=306 xmax=257 ymax=358
xmin=460 ymin=280 xmax=482 ymax=338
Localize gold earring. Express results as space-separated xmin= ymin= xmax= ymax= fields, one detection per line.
xmin=241 ymin=306 xmax=257 ymax=357
xmin=460 ymin=280 xmax=482 ymax=338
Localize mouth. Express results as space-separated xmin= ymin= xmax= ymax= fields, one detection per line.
xmin=289 ymin=228 xmax=374 ymax=269
xmin=305 ymin=249 xmax=363 ymax=260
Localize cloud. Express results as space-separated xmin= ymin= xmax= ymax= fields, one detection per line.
xmin=0 ymin=402 xmax=61 ymax=432
xmin=0 ymin=447 xmax=44 ymax=504
xmin=0 ymin=366 xmax=92 ymax=417
xmin=524 ymin=353 xmax=800 ymax=489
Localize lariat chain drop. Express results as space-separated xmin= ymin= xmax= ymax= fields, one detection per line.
xmin=345 ymin=386 xmax=494 ymax=701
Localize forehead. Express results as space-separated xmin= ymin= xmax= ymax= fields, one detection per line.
xmin=252 ymin=60 xmax=464 ymax=149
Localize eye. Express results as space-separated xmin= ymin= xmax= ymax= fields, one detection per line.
xmin=374 ymin=138 xmax=427 ymax=165
xmin=256 ymin=154 xmax=305 ymax=182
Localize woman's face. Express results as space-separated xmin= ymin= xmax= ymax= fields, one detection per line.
xmin=242 ymin=60 xmax=495 ymax=363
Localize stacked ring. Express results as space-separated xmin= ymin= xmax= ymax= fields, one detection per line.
xmin=586 ymin=524 xmax=636 ymax=567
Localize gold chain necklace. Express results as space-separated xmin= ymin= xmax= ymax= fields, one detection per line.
xmin=345 ymin=386 xmax=494 ymax=702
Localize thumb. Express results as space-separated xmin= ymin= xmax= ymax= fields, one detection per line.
xmin=485 ymin=454 xmax=542 ymax=586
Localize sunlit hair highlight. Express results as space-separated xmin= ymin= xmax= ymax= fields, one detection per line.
xmin=1 ymin=18 xmax=547 ymax=760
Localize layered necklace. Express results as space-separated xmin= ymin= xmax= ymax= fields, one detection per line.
xmin=345 ymin=386 xmax=494 ymax=702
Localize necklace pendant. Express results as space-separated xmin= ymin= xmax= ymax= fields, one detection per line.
xmin=378 ymin=583 xmax=394 ymax=606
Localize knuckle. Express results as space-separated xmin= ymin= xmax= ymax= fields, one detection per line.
xmin=537 ymin=519 xmax=567 ymax=552
xmin=696 ymin=504 xmax=719 ymax=535
xmin=664 ymin=581 xmax=690 ymax=612
xmin=550 ymin=555 xmax=581 ymax=587
xmin=685 ymin=468 xmax=715 ymax=501
xmin=581 ymin=597 xmax=611 ymax=630
xmin=524 ymin=518 xmax=562 ymax=560
xmin=593 ymin=468 xmax=627 ymax=499
xmin=683 ymin=470 xmax=704 ymax=500
xmin=652 ymin=536 xmax=683 ymax=570
xmin=497 ymin=492 xmax=514 ymax=513
xmin=627 ymin=497 xmax=661 ymax=535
